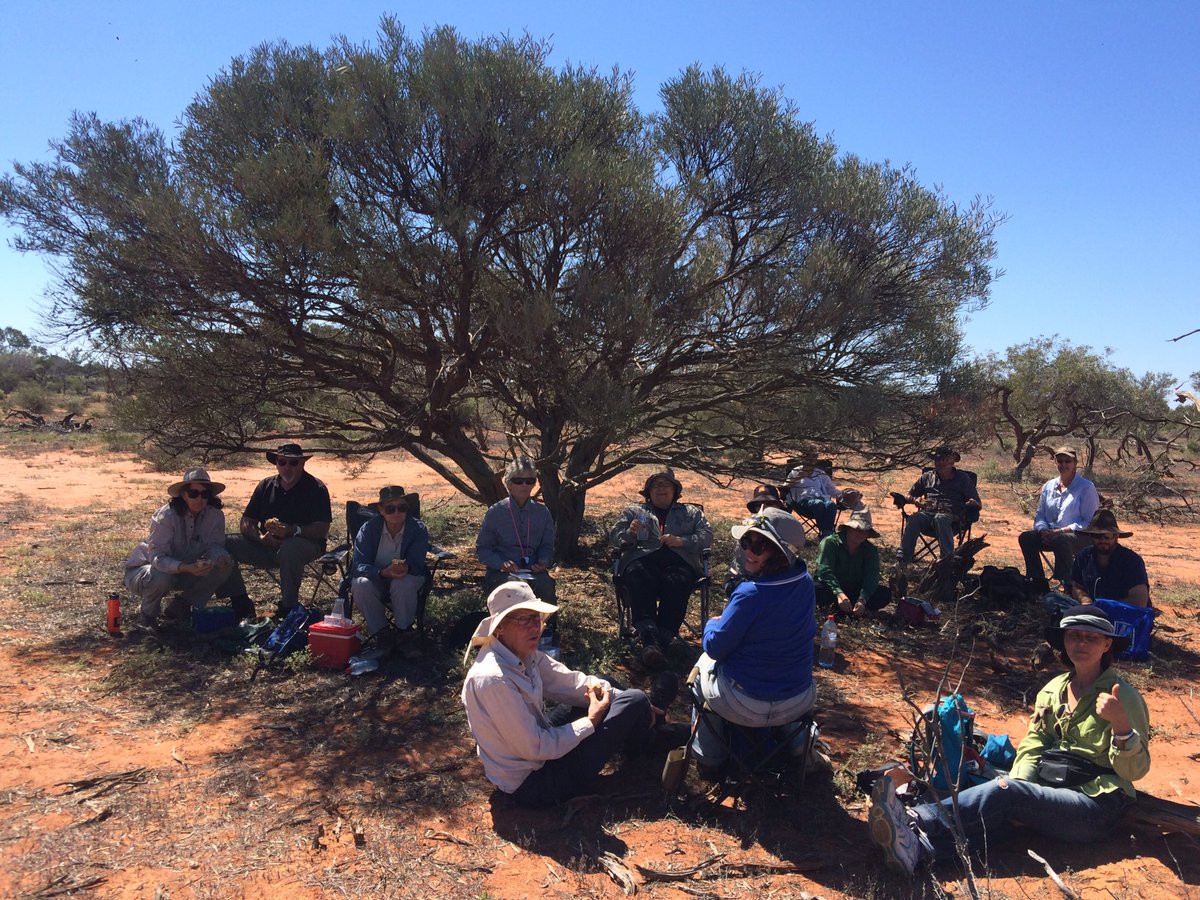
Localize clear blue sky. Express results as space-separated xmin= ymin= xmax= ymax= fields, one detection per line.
xmin=2 ymin=2 xmax=1197 ymax=386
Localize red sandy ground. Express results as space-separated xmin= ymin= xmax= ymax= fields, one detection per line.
xmin=1 ymin=447 xmax=1197 ymax=898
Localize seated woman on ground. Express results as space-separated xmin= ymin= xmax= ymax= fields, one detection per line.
xmin=123 ymin=466 xmax=235 ymax=628
xmin=869 ymin=603 xmax=1151 ymax=874
xmin=349 ymin=485 xmax=429 ymax=649
xmin=460 ymin=582 xmax=658 ymax=808
xmin=813 ymin=507 xmax=891 ymax=617
xmin=610 ymin=467 xmax=713 ymax=669
xmin=692 ymin=511 xmax=815 ymax=780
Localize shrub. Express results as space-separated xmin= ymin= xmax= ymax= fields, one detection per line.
xmin=11 ymin=383 xmax=51 ymax=414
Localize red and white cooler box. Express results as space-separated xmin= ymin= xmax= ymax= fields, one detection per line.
xmin=308 ymin=615 xmax=362 ymax=670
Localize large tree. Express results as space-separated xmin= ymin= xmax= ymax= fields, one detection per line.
xmin=1 ymin=22 xmax=1000 ymax=557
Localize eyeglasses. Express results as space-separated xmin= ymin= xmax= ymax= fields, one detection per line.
xmin=382 ymin=503 xmax=408 ymax=514
xmin=277 ymin=458 xmax=303 ymax=467
xmin=1055 ymin=458 xmax=1074 ymax=465
xmin=509 ymin=477 xmax=537 ymax=485
xmin=505 ymin=612 xmax=543 ymax=628
xmin=739 ymin=535 xmax=774 ymax=555
xmin=185 ymin=488 xmax=211 ymax=499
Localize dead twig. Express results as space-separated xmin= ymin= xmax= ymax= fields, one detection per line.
xmin=1027 ymin=848 xmax=1079 ymax=899
xmin=597 ymin=851 xmax=637 ymax=895
xmin=635 ymin=852 xmax=727 ymax=881
xmin=55 ymin=767 xmax=148 ymax=799
xmin=424 ymin=828 xmax=472 ymax=846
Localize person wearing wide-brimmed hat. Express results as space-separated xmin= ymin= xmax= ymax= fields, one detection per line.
xmin=784 ymin=456 xmax=863 ymax=539
xmin=1070 ymin=510 xmax=1150 ymax=608
xmin=348 ymin=486 xmax=430 ymax=641
xmin=869 ymin=603 xmax=1150 ymax=875
xmin=896 ymin=447 xmax=981 ymax=566
xmin=610 ymin=467 xmax=713 ymax=667
xmin=723 ymin=503 xmax=802 ymax=598
xmin=123 ymin=467 xmax=234 ymax=627
xmin=814 ymin=507 xmax=891 ymax=617
xmin=461 ymin=582 xmax=656 ymax=807
xmin=1018 ymin=446 xmax=1100 ymax=590
xmin=223 ymin=443 xmax=333 ymax=617
xmin=690 ymin=512 xmax=816 ymax=778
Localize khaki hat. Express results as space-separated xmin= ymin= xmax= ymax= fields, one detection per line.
xmin=168 ymin=466 xmax=226 ymax=498
xmin=930 ymin=446 xmax=960 ymax=462
xmin=747 ymin=484 xmax=785 ymax=512
xmin=469 ymin=582 xmax=558 ymax=647
xmin=838 ymin=507 xmax=880 ymax=539
xmin=732 ymin=508 xmax=807 ymax=562
xmin=1053 ymin=447 xmax=1078 ymax=461
xmin=1078 ymin=509 xmax=1132 ymax=539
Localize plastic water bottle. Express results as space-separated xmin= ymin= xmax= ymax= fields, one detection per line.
xmin=330 ymin=596 xmax=348 ymax=623
xmin=818 ymin=615 xmax=838 ymax=669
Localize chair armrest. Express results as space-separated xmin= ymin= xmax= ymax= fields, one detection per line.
xmin=318 ymin=543 xmax=349 ymax=575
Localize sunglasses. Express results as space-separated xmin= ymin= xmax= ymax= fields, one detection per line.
xmin=1055 ymin=458 xmax=1074 ymax=465
xmin=184 ymin=488 xmax=211 ymax=499
xmin=739 ymin=535 xmax=774 ymax=554
xmin=382 ymin=503 xmax=408 ymax=514
xmin=509 ymin=477 xmax=537 ymax=485
xmin=506 ymin=612 xmax=543 ymax=628
xmin=276 ymin=458 xmax=303 ymax=467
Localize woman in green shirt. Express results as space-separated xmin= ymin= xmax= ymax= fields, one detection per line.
xmin=869 ymin=604 xmax=1151 ymax=874
xmin=813 ymin=508 xmax=891 ymax=616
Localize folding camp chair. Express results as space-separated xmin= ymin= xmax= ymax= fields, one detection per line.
xmin=612 ymin=548 xmax=712 ymax=644
xmin=891 ymin=470 xmax=979 ymax=564
xmin=317 ymin=498 xmax=455 ymax=635
xmin=663 ymin=666 xmax=821 ymax=802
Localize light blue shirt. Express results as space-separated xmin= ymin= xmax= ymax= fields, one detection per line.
xmin=1033 ymin=474 xmax=1100 ymax=532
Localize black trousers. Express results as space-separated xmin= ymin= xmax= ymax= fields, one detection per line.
xmin=622 ymin=548 xmax=697 ymax=640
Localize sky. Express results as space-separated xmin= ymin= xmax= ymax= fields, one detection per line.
xmin=1 ymin=1 xmax=1197 ymax=386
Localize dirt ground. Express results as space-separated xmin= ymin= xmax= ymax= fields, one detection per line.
xmin=1 ymin=443 xmax=1197 ymax=898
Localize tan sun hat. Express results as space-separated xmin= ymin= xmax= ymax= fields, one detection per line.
xmin=838 ymin=507 xmax=880 ymax=539
xmin=167 ymin=466 xmax=226 ymax=498
xmin=469 ymin=581 xmax=558 ymax=647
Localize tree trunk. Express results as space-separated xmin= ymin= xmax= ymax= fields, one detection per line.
xmin=551 ymin=483 xmax=589 ymax=563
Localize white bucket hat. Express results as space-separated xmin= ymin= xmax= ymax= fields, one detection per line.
xmin=469 ymin=581 xmax=558 ymax=648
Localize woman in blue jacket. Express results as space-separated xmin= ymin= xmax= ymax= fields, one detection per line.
xmin=350 ymin=486 xmax=430 ymax=638
xmin=691 ymin=511 xmax=815 ymax=778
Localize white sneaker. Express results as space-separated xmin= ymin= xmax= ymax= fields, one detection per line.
xmin=869 ymin=774 xmax=922 ymax=874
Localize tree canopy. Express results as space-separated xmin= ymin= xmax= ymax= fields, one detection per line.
xmin=0 ymin=22 xmax=1001 ymax=556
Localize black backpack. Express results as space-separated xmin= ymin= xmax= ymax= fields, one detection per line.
xmin=978 ymin=565 xmax=1027 ymax=605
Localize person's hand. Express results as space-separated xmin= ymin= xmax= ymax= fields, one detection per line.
xmin=629 ymin=518 xmax=644 ymax=537
xmin=530 ymin=561 xmax=548 ymax=574
xmin=965 ymin=498 xmax=980 ymax=508
xmin=836 ymin=592 xmax=853 ymax=614
xmin=1096 ymin=683 xmax=1132 ymax=736
xmin=586 ymin=682 xmax=612 ymax=727
xmin=384 ymin=561 xmax=408 ymax=579
xmin=264 ymin=518 xmax=292 ymax=539
xmin=649 ymin=703 xmax=666 ymax=727
xmin=500 ymin=560 xmax=518 ymax=574
xmin=188 ymin=558 xmax=214 ymax=577
xmin=660 ymin=533 xmax=684 ymax=549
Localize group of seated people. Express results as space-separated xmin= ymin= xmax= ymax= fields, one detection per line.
xmin=124 ymin=446 xmax=1154 ymax=871
xmin=459 ymin=469 xmax=1151 ymax=879
xmin=124 ymin=443 xmax=433 ymax=640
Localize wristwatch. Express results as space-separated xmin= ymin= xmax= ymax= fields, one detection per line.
xmin=292 ymin=525 xmax=301 ymax=537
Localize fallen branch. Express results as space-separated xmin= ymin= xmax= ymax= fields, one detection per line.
xmin=1027 ymin=849 xmax=1079 ymax=899
xmin=1124 ymin=793 xmax=1200 ymax=836
xmin=636 ymin=852 xmax=726 ymax=881
xmin=598 ymin=851 xmax=637 ymax=894
xmin=55 ymin=767 xmax=148 ymax=799
xmin=424 ymin=828 xmax=472 ymax=846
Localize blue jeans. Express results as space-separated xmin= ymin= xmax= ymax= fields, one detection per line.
xmin=913 ymin=777 xmax=1130 ymax=861
xmin=791 ymin=497 xmax=837 ymax=537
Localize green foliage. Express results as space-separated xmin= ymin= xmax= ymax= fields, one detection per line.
xmin=11 ymin=382 xmax=51 ymax=414
xmin=0 ymin=22 xmax=1002 ymax=557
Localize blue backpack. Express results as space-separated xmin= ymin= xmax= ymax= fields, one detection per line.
xmin=913 ymin=694 xmax=1015 ymax=792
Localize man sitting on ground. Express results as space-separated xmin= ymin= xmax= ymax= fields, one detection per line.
xmin=896 ymin=447 xmax=981 ymax=566
xmin=1018 ymin=446 xmax=1099 ymax=591
xmin=224 ymin=443 xmax=332 ymax=618
xmin=1071 ymin=510 xmax=1150 ymax=608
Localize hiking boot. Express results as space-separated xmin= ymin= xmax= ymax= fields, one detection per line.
xmin=230 ymin=594 xmax=256 ymax=622
xmin=272 ymin=602 xmax=297 ymax=620
xmin=163 ymin=596 xmax=191 ymax=622
xmin=696 ymin=759 xmax=727 ymax=783
xmin=641 ymin=642 xmax=668 ymax=671
xmin=869 ymin=774 xmax=923 ymax=874
xmin=649 ymin=671 xmax=679 ymax=711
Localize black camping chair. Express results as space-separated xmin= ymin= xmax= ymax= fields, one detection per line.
xmin=663 ymin=665 xmax=822 ymax=802
xmin=316 ymin=498 xmax=455 ymax=635
xmin=612 ymin=547 xmax=712 ymax=644
xmin=891 ymin=470 xmax=979 ymax=564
